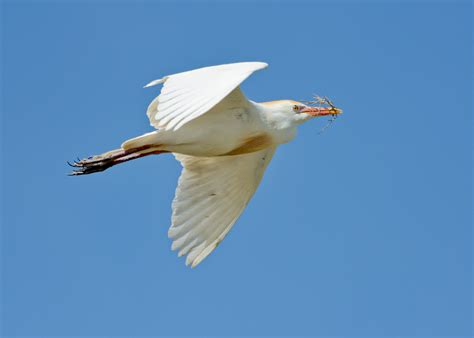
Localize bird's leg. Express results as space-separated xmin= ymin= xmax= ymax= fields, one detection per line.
xmin=69 ymin=145 xmax=166 ymax=176
xmin=70 ymin=145 xmax=156 ymax=167
xmin=73 ymin=148 xmax=129 ymax=166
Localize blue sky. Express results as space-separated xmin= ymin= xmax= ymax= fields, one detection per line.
xmin=1 ymin=1 xmax=471 ymax=337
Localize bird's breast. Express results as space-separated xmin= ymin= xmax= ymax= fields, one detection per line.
xmin=222 ymin=133 xmax=274 ymax=156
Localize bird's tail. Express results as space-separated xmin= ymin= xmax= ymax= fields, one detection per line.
xmin=69 ymin=132 xmax=166 ymax=176
xmin=121 ymin=131 xmax=160 ymax=150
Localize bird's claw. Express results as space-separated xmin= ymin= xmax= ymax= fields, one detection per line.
xmin=67 ymin=154 xmax=115 ymax=175
xmin=68 ymin=160 xmax=113 ymax=175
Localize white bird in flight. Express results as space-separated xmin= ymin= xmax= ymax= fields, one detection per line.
xmin=70 ymin=62 xmax=342 ymax=267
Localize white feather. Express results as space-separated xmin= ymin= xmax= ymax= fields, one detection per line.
xmin=144 ymin=62 xmax=268 ymax=130
xmin=169 ymin=147 xmax=276 ymax=267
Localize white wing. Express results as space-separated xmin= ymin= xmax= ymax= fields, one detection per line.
xmin=169 ymin=147 xmax=276 ymax=267
xmin=144 ymin=62 xmax=268 ymax=131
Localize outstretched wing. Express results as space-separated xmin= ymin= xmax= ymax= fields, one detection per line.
xmin=144 ymin=62 xmax=268 ymax=131
xmin=169 ymin=147 xmax=276 ymax=267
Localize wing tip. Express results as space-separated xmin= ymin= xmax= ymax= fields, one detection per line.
xmin=188 ymin=240 xmax=221 ymax=268
xmin=250 ymin=61 xmax=269 ymax=70
xmin=143 ymin=76 xmax=168 ymax=88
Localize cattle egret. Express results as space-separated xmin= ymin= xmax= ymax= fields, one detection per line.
xmin=70 ymin=62 xmax=342 ymax=267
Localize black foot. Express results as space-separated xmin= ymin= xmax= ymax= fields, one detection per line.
xmin=68 ymin=158 xmax=115 ymax=176
xmin=68 ymin=146 xmax=161 ymax=176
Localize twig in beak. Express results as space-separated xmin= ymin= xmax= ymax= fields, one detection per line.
xmin=304 ymin=95 xmax=341 ymax=134
xmin=317 ymin=114 xmax=338 ymax=135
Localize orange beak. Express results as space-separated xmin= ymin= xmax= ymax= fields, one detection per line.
xmin=301 ymin=106 xmax=343 ymax=117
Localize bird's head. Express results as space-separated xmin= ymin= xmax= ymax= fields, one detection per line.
xmin=261 ymin=97 xmax=342 ymax=127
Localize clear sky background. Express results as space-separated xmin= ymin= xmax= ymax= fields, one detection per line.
xmin=1 ymin=1 xmax=472 ymax=337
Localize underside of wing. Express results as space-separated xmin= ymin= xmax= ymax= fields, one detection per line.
xmin=145 ymin=62 xmax=268 ymax=131
xmin=169 ymin=147 xmax=276 ymax=267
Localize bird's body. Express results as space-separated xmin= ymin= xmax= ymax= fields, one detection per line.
xmin=124 ymin=95 xmax=298 ymax=157
xmin=71 ymin=62 xmax=342 ymax=267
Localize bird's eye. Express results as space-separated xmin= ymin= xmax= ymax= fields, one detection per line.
xmin=293 ymin=105 xmax=300 ymax=112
